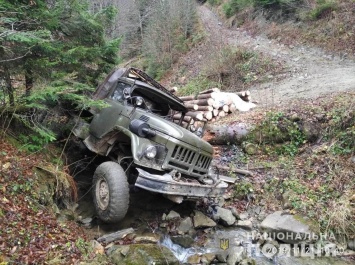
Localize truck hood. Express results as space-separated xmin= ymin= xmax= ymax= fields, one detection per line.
xmin=134 ymin=110 xmax=213 ymax=154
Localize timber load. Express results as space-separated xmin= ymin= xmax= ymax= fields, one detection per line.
xmin=173 ymin=88 xmax=256 ymax=129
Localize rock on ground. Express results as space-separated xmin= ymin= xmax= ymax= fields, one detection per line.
xmin=177 ymin=217 xmax=193 ymax=235
xmin=166 ymin=210 xmax=181 ymax=220
xmin=212 ymin=206 xmax=236 ymax=226
xmin=235 ymin=220 xmax=253 ymax=230
xmin=260 ymin=211 xmax=319 ymax=244
xmin=193 ymin=210 xmax=216 ymax=228
xmin=171 ymin=235 xmax=194 ymax=248
xmin=108 ymin=244 xmax=179 ymax=265
xmin=227 ymin=246 xmax=246 ymax=265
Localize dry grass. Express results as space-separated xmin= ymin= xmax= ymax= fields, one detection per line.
xmin=202 ymin=44 xmax=283 ymax=91
xmin=326 ymin=192 xmax=355 ymax=243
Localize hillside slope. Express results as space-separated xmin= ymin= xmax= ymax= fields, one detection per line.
xmin=165 ymin=4 xmax=355 ymax=106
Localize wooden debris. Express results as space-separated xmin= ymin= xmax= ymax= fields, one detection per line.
xmin=97 ymin=228 xmax=135 ymax=244
xmin=213 ymin=164 xmax=253 ymax=176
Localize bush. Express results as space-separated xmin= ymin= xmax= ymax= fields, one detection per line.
xmin=253 ymin=0 xmax=298 ymax=8
xmin=203 ymin=45 xmax=279 ymax=90
xmin=253 ymin=0 xmax=279 ymax=7
xmin=307 ymin=1 xmax=337 ymax=20
xmin=222 ymin=0 xmax=252 ymax=18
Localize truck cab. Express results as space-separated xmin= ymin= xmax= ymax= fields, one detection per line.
xmin=76 ymin=68 xmax=227 ymax=223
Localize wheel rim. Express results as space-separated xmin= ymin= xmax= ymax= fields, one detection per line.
xmin=96 ymin=177 xmax=110 ymax=210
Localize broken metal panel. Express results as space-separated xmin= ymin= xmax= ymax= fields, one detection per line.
xmin=72 ymin=117 xmax=90 ymax=140
xmin=83 ymin=132 xmax=120 ymax=156
xmin=135 ymin=168 xmax=228 ymax=200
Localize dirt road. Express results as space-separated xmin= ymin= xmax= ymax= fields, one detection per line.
xmin=192 ymin=5 xmax=355 ymax=105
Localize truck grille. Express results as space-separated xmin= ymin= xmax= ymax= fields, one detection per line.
xmin=167 ymin=145 xmax=211 ymax=177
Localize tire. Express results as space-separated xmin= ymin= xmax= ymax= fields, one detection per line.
xmin=92 ymin=161 xmax=129 ymax=223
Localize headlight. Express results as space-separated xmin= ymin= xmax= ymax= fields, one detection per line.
xmin=135 ymin=96 xmax=144 ymax=106
xmin=145 ymin=145 xmax=157 ymax=159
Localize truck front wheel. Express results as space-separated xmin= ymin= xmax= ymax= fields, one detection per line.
xmin=93 ymin=162 xmax=129 ymax=223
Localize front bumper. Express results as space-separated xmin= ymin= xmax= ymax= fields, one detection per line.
xmin=135 ymin=168 xmax=228 ymax=202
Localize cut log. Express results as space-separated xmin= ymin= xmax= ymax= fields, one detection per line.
xmin=184 ymin=103 xmax=199 ymax=110
xmin=203 ymin=123 xmax=250 ymax=145
xmin=239 ymin=95 xmax=252 ymax=102
xmin=203 ymin=111 xmax=213 ymax=120
xmin=195 ymin=105 xmax=213 ymax=112
xmin=212 ymin=109 xmax=219 ymax=117
xmin=229 ymin=103 xmax=237 ymax=113
xmin=222 ymin=105 xmax=229 ymax=113
xmin=184 ymin=98 xmax=215 ymax=106
xmin=180 ymin=95 xmax=195 ymax=101
xmin=173 ymin=115 xmax=194 ymax=124
xmin=97 ymin=228 xmax=135 ymax=244
xmin=185 ymin=111 xmax=204 ymax=121
xmin=199 ymin=88 xmax=220 ymax=94
xmin=218 ymin=111 xmax=226 ymax=117
xmin=236 ymin=90 xmax=250 ymax=97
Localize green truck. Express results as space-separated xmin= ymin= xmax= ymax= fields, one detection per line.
xmin=74 ymin=68 xmax=227 ymax=223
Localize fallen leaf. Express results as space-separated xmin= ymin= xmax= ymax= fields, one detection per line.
xmin=2 ymin=162 xmax=11 ymax=170
xmin=10 ymin=246 xmax=17 ymax=254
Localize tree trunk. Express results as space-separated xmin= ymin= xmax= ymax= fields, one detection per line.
xmin=4 ymin=66 xmax=14 ymax=106
xmin=25 ymin=69 xmax=34 ymax=96
xmin=203 ymin=123 xmax=250 ymax=144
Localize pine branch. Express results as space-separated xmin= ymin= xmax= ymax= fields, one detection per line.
xmin=0 ymin=47 xmax=34 ymax=62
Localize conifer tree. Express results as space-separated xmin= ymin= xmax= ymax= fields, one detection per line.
xmin=0 ymin=0 xmax=120 ymax=105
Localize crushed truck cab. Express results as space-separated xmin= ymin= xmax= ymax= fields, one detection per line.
xmin=75 ymin=68 xmax=227 ymax=222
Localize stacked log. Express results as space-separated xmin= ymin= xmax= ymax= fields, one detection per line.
xmin=177 ymin=89 xmax=253 ymax=125
xmin=236 ymin=90 xmax=252 ymax=103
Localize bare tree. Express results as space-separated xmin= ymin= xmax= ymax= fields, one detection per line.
xmin=142 ymin=0 xmax=197 ymax=75
xmin=88 ymin=0 xmax=197 ymax=64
